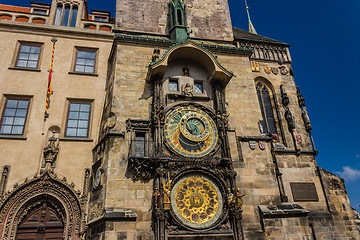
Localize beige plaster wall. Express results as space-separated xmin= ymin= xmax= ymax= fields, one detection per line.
xmin=0 ymin=24 xmax=112 ymax=194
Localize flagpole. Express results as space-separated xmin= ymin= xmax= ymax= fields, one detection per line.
xmin=44 ymin=37 xmax=57 ymax=121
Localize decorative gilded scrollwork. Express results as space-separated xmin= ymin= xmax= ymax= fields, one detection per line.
xmin=170 ymin=174 xmax=223 ymax=229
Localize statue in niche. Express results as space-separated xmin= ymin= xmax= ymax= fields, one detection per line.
xmin=301 ymin=107 xmax=312 ymax=131
xmin=152 ymin=49 xmax=160 ymax=62
xmin=285 ymin=109 xmax=296 ymax=130
xmin=181 ymin=83 xmax=193 ymax=97
xmin=235 ymin=188 xmax=245 ymax=210
xmin=217 ymin=110 xmax=230 ymax=128
xmin=183 ymin=68 xmax=189 ymax=77
xmin=43 ymin=133 xmax=59 ymax=170
xmin=227 ymin=188 xmax=235 ymax=210
xmin=153 ymin=188 xmax=161 ymax=209
xmin=163 ymin=180 xmax=172 ymax=210
xmin=152 ymin=105 xmax=165 ymax=125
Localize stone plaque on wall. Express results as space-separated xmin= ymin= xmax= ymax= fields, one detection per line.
xmin=290 ymin=182 xmax=319 ymax=202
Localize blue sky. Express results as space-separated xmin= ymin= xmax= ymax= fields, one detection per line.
xmin=3 ymin=0 xmax=359 ymax=211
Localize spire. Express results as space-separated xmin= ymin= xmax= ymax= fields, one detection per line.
xmin=244 ymin=0 xmax=257 ymax=34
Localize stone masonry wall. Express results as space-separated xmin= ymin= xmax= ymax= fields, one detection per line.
xmin=116 ymin=0 xmax=233 ymax=41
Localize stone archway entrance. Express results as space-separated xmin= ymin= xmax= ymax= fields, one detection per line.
xmin=16 ymin=202 xmax=64 ymax=240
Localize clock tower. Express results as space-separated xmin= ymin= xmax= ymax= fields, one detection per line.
xmin=87 ymin=0 xmax=360 ymax=240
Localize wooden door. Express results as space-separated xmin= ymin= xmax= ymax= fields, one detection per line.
xmin=16 ymin=202 xmax=64 ymax=240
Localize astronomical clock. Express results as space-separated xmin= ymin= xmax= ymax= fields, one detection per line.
xmin=164 ymin=106 xmax=218 ymax=158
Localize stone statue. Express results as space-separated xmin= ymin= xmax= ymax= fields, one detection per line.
xmin=235 ymin=188 xmax=245 ymax=210
xmin=301 ymin=107 xmax=312 ymax=131
xmin=43 ymin=134 xmax=59 ymax=169
xmin=183 ymin=68 xmax=189 ymax=76
xmin=285 ymin=109 xmax=295 ymax=130
xmin=227 ymin=188 xmax=235 ymax=210
xmin=181 ymin=83 xmax=193 ymax=97
xmin=217 ymin=110 xmax=230 ymax=128
xmin=163 ymin=180 xmax=172 ymax=210
xmin=153 ymin=188 xmax=161 ymax=209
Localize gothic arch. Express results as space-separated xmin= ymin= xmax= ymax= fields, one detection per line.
xmin=254 ymin=77 xmax=283 ymax=140
xmin=0 ymin=172 xmax=83 ymax=240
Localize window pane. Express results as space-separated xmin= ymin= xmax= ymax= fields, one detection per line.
xmin=169 ymin=80 xmax=178 ymax=91
xmin=18 ymin=100 xmax=29 ymax=109
xmin=54 ymin=5 xmax=62 ymax=25
xmin=85 ymin=66 xmax=94 ymax=73
xmin=3 ymin=117 xmax=14 ymax=125
xmin=67 ymin=120 xmax=78 ymax=128
xmin=20 ymin=45 xmax=31 ymax=53
xmin=7 ymin=100 xmax=18 ymax=108
xmin=76 ymin=58 xmax=85 ymax=65
xmin=4 ymin=108 xmax=16 ymax=116
xmin=78 ymin=120 xmax=88 ymax=128
xmin=62 ymin=5 xmax=70 ymax=26
xmin=80 ymin=104 xmax=90 ymax=112
xmin=29 ymin=53 xmax=39 ymax=61
xmin=66 ymin=128 xmax=76 ymax=136
xmin=135 ymin=133 xmax=145 ymax=157
xmin=69 ymin=111 xmax=79 ymax=119
xmin=87 ymin=52 xmax=96 ymax=59
xmin=18 ymin=53 xmax=29 ymax=60
xmin=0 ymin=125 xmax=11 ymax=134
xmin=27 ymin=61 xmax=38 ymax=68
xmin=30 ymin=46 xmax=40 ymax=53
xmin=77 ymin=128 xmax=87 ymax=137
xmin=70 ymin=103 xmax=80 ymax=111
xmin=16 ymin=109 xmax=27 ymax=117
xmin=16 ymin=60 xmax=27 ymax=67
xmin=14 ymin=117 xmax=25 ymax=125
xmin=75 ymin=65 xmax=85 ymax=72
xmin=194 ymin=82 xmax=203 ymax=93
xmin=86 ymin=59 xmax=95 ymax=67
xmin=11 ymin=126 xmax=23 ymax=135
xmin=79 ymin=112 xmax=89 ymax=120
xmin=70 ymin=6 xmax=78 ymax=27
xmin=77 ymin=51 xmax=87 ymax=58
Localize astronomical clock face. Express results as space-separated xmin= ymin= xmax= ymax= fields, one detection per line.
xmin=170 ymin=174 xmax=223 ymax=229
xmin=164 ymin=106 xmax=218 ymax=158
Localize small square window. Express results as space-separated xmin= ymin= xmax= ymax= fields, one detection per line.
xmin=65 ymin=101 xmax=91 ymax=138
xmin=169 ymin=80 xmax=178 ymax=91
xmin=33 ymin=9 xmax=47 ymax=15
xmin=74 ymin=49 xmax=97 ymax=73
xmin=0 ymin=97 xmax=30 ymax=135
xmin=16 ymin=43 xmax=41 ymax=69
xmin=94 ymin=16 xmax=107 ymax=22
xmin=194 ymin=82 xmax=203 ymax=93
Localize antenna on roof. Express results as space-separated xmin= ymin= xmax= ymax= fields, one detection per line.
xmin=244 ymin=0 xmax=257 ymax=34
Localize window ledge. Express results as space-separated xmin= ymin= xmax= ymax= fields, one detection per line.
xmin=59 ymin=137 xmax=93 ymax=142
xmin=68 ymin=71 xmax=98 ymax=77
xmin=8 ymin=67 xmax=41 ymax=72
xmin=0 ymin=134 xmax=27 ymax=140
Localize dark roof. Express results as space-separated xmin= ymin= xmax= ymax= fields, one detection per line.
xmin=30 ymin=2 xmax=51 ymax=6
xmin=232 ymin=27 xmax=289 ymax=46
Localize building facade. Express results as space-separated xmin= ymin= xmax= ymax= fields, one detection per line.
xmin=0 ymin=0 xmax=359 ymax=240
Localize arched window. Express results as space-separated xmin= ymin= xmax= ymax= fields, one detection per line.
xmin=70 ymin=6 xmax=78 ymax=27
xmin=54 ymin=4 xmax=78 ymax=27
xmin=177 ymin=9 xmax=182 ymax=25
xmin=54 ymin=4 xmax=62 ymax=25
xmin=256 ymin=81 xmax=278 ymax=135
xmin=61 ymin=5 xmax=70 ymax=26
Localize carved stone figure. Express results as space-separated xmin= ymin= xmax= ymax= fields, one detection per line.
xmin=301 ymin=107 xmax=312 ymax=131
xmin=296 ymin=86 xmax=306 ymax=107
xmin=217 ymin=110 xmax=230 ymax=128
xmin=163 ymin=180 xmax=172 ymax=210
xmin=181 ymin=83 xmax=193 ymax=97
xmin=153 ymin=188 xmax=161 ymax=209
xmin=235 ymin=188 xmax=245 ymax=210
xmin=280 ymin=85 xmax=289 ymax=107
xmin=43 ymin=135 xmax=59 ymax=169
xmin=227 ymin=188 xmax=235 ymax=210
xmin=183 ymin=68 xmax=189 ymax=76
xmin=285 ymin=109 xmax=295 ymax=130
xmin=152 ymin=105 xmax=165 ymax=125
xmin=106 ymin=114 xmax=117 ymax=129
xmin=152 ymin=49 xmax=160 ymax=62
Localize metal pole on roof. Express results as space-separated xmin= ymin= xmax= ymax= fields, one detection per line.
xmin=244 ymin=0 xmax=257 ymax=34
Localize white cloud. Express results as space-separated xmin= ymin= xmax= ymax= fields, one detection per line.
xmin=336 ymin=166 xmax=360 ymax=181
